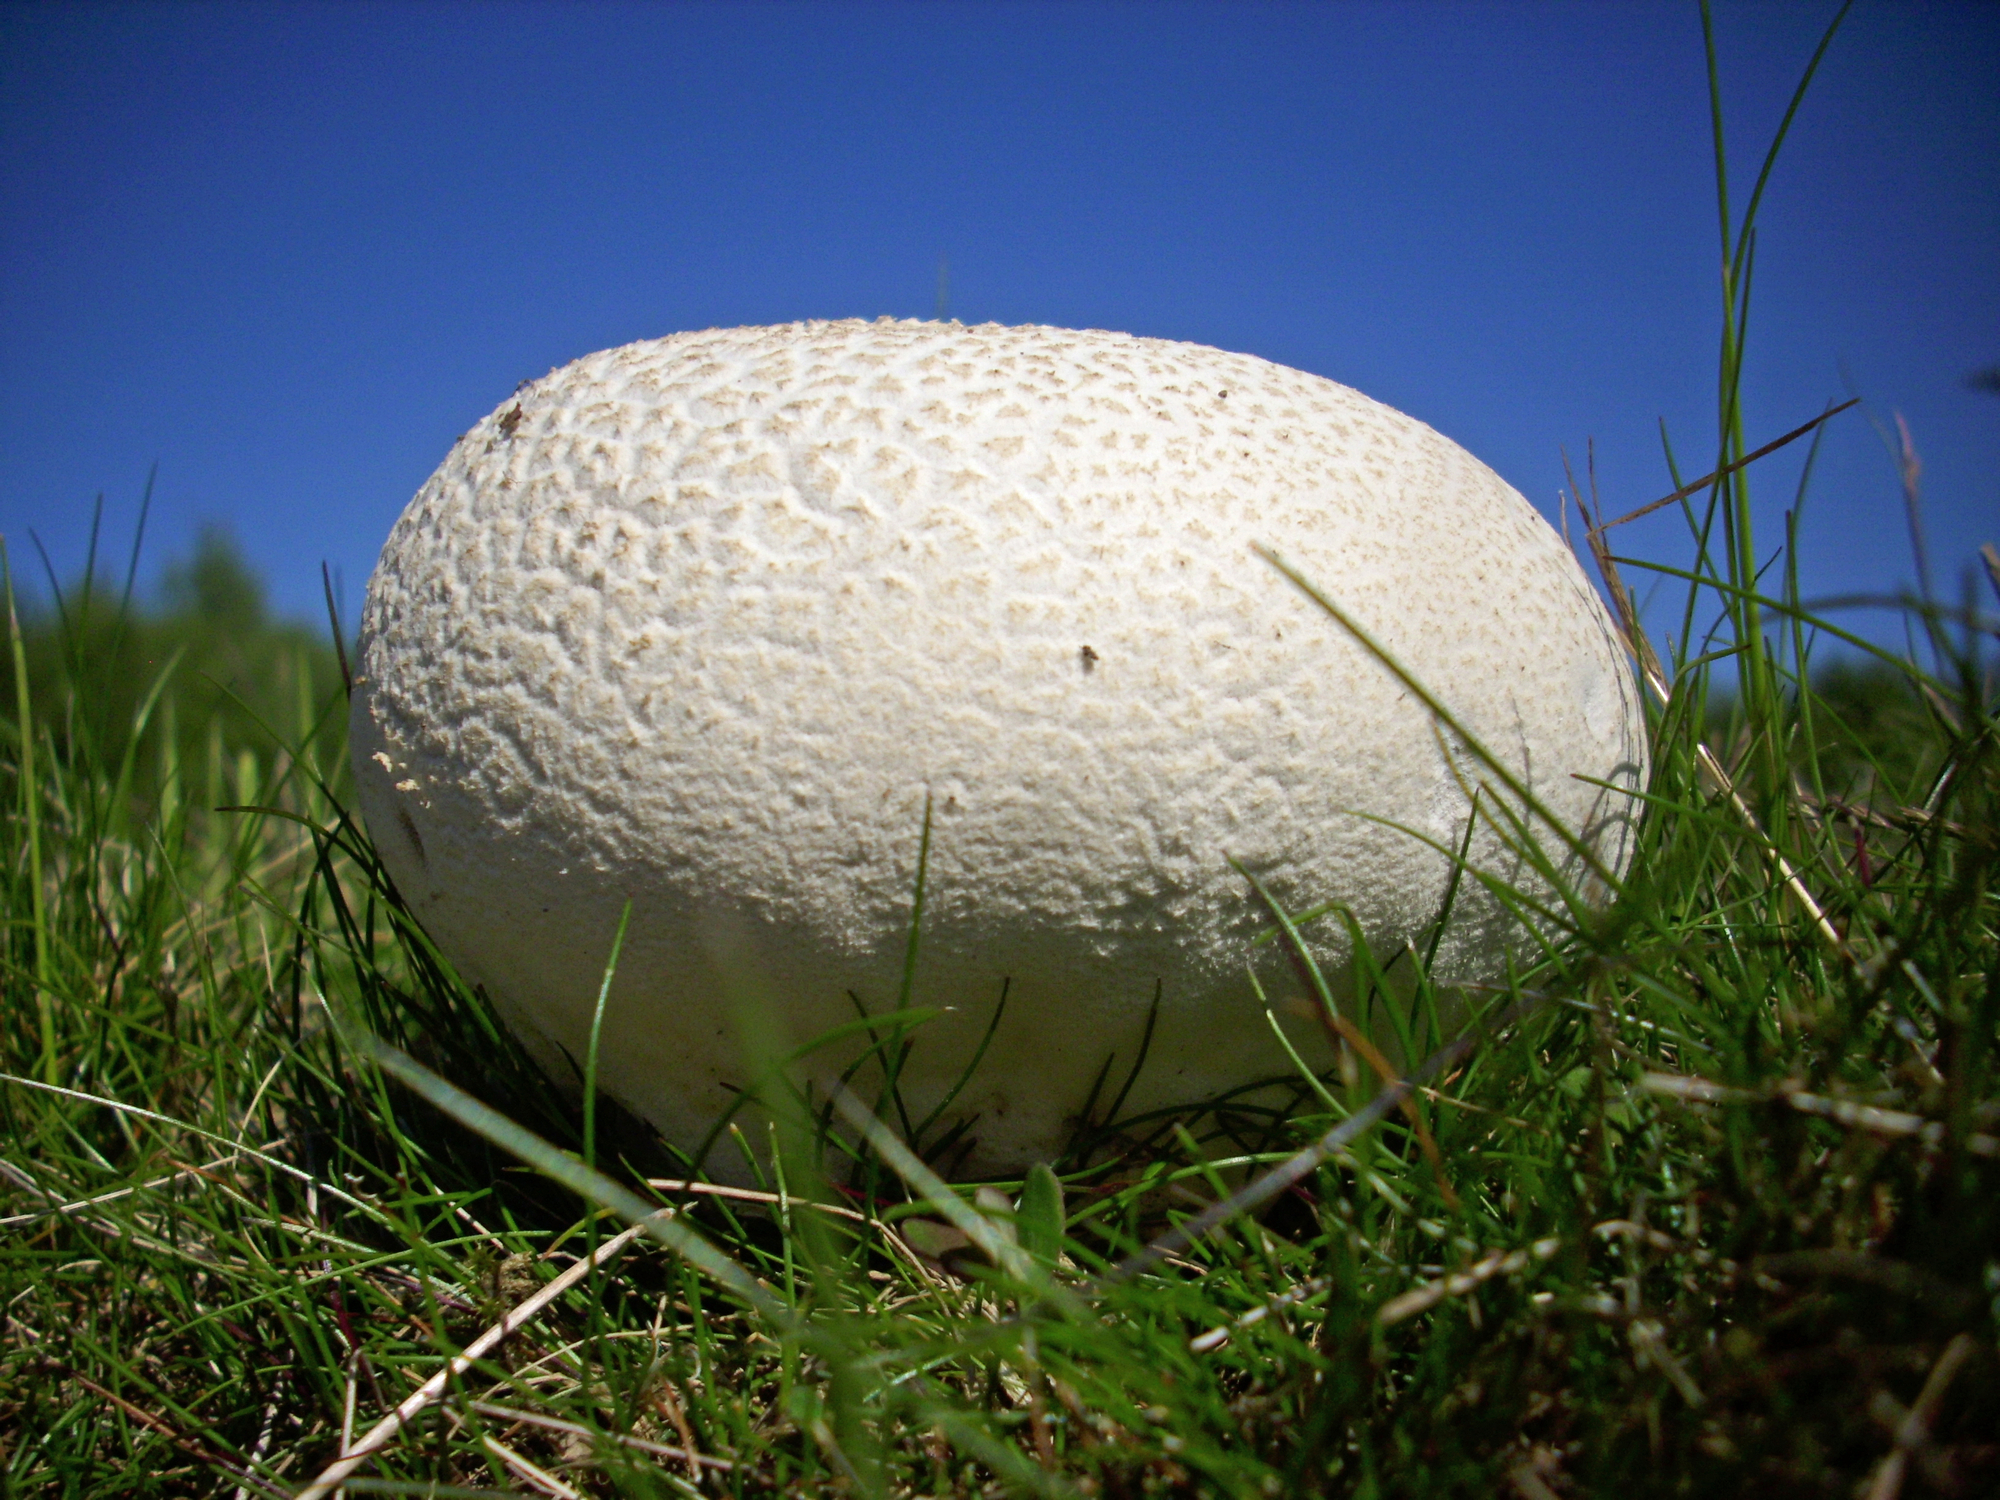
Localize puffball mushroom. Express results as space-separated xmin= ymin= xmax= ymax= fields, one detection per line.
xmin=352 ymin=319 xmax=1646 ymax=1177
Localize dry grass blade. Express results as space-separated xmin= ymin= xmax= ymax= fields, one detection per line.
xmin=1376 ymin=1239 xmax=1563 ymax=1326
xmin=1639 ymin=1072 xmax=1999 ymax=1155
xmin=48 ymin=1362 xmax=290 ymax=1500
xmin=467 ymin=1402 xmax=738 ymax=1473
xmin=1596 ymin=397 xmax=1857 ymax=531
xmin=645 ymin=1176 xmax=873 ymax=1223
xmin=477 ymin=1434 xmax=582 ymax=1499
xmin=295 ymin=1213 xmax=668 ymax=1500
xmin=1189 ymin=1276 xmax=1332 ymax=1352
xmin=1862 ymin=1334 xmax=1976 ymax=1500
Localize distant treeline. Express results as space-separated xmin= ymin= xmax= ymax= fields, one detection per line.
xmin=1795 ymin=656 xmax=1948 ymax=802
xmin=5 ymin=526 xmax=349 ymax=815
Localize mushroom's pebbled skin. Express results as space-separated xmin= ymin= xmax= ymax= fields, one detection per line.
xmin=352 ymin=319 xmax=1647 ymax=1177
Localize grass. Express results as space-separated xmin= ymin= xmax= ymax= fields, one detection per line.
xmin=3 ymin=8 xmax=1996 ymax=1495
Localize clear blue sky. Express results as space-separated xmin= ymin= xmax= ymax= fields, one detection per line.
xmin=3 ymin=1 xmax=1995 ymax=659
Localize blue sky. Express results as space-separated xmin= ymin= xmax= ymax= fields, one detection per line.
xmin=2 ymin=1 xmax=1994 ymax=659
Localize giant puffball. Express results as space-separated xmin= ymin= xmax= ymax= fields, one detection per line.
xmin=352 ymin=319 xmax=1646 ymax=1176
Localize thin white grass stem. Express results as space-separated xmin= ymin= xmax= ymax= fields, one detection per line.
xmin=1190 ymin=1275 xmax=1332 ymax=1352
xmin=295 ymin=1212 xmax=662 ymax=1500
xmin=1626 ymin=641 xmax=1848 ymax=958
xmin=339 ymin=1353 xmax=358 ymax=1479
xmin=467 ymin=1402 xmax=737 ymax=1472
xmin=0 ymin=1154 xmax=262 ymax=1270
xmin=646 ymin=1177 xmax=873 ymax=1223
xmin=0 ymin=1074 xmax=389 ymax=1224
xmin=1375 ymin=1238 xmax=1562 ymax=1326
xmin=479 ymin=1433 xmax=582 ymax=1499
xmin=229 ymin=1398 xmax=280 ymax=1500
xmin=0 ymin=1142 xmax=275 ymax=1229
xmin=1639 ymin=1072 xmax=1998 ymax=1156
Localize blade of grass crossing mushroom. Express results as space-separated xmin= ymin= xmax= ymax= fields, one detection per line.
xmin=1253 ymin=545 xmax=1616 ymax=891
xmin=1326 ymin=911 xmax=1461 ymax=1211
xmin=1246 ymin=960 xmax=1344 ymax=1114
xmin=1102 ymin=981 xmax=1162 ymax=1128
xmin=1108 ymin=990 xmax=1545 ymax=1283
xmin=1232 ymin=860 xmax=1460 ymax=1212
xmin=910 ymin=977 xmax=1008 ymax=1152
xmin=1230 ymin=857 xmax=1341 ymax=1026
xmin=827 ymin=794 xmax=935 ymax=1187
xmin=680 ymin=1005 xmax=946 ymax=1179
xmin=346 ymin=1026 xmax=793 ymax=1327
xmin=1063 ymin=983 xmax=1163 ymax=1162
xmin=877 ymin=792 xmax=934 ymax=1143
xmin=582 ymin=900 xmax=631 ymax=1176
xmin=1017 ymin=1163 xmax=1066 ymax=1267
xmin=828 ymin=1084 xmax=1058 ymax=1295
xmin=581 ymin=899 xmax=632 ymax=1361
xmin=1423 ymin=780 xmax=1482 ymax=975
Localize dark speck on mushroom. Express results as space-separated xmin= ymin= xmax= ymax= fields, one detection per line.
xmin=395 ymin=806 xmax=427 ymax=866
xmin=1080 ymin=644 xmax=1100 ymax=675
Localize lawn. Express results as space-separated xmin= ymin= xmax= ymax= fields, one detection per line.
xmin=3 ymin=9 xmax=1994 ymax=1496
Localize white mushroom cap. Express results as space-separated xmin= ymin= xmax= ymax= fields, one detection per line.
xmin=352 ymin=319 xmax=1646 ymax=1176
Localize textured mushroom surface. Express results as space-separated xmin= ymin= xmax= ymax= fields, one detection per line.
xmin=352 ymin=319 xmax=1646 ymax=1175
